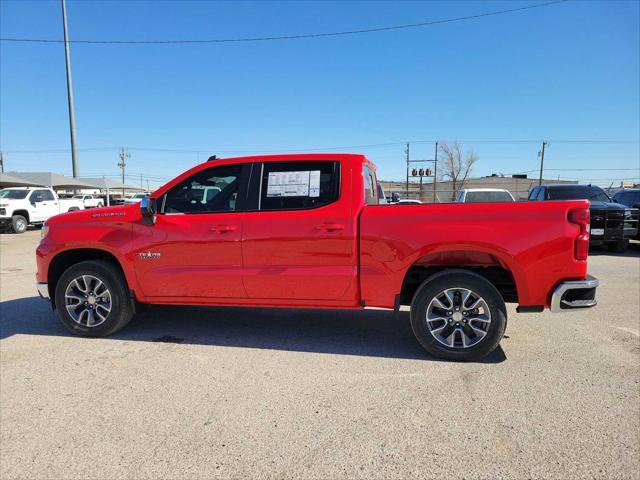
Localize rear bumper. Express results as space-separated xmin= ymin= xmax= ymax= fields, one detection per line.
xmin=550 ymin=275 xmax=598 ymax=313
xmin=36 ymin=282 xmax=50 ymax=300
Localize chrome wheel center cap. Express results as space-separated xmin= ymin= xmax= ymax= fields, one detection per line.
xmin=87 ymin=295 xmax=96 ymax=305
xmin=452 ymin=311 xmax=464 ymax=322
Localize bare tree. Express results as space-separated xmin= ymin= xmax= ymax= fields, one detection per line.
xmin=438 ymin=141 xmax=478 ymax=200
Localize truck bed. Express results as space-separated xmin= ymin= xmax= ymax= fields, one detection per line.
xmin=359 ymin=200 xmax=590 ymax=309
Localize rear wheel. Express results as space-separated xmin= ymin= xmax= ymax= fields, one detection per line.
xmin=54 ymin=260 xmax=134 ymax=337
xmin=11 ymin=215 xmax=27 ymax=234
xmin=410 ymin=270 xmax=507 ymax=361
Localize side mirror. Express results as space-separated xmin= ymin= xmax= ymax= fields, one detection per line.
xmin=391 ymin=192 xmax=400 ymax=203
xmin=140 ymin=196 xmax=157 ymax=217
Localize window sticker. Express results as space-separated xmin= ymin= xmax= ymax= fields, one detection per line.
xmin=267 ymin=170 xmax=321 ymax=197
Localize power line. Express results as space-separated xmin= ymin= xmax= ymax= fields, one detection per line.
xmin=0 ymin=0 xmax=569 ymax=45
xmin=3 ymin=139 xmax=639 ymax=155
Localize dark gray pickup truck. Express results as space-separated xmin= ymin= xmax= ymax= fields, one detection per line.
xmin=528 ymin=184 xmax=639 ymax=252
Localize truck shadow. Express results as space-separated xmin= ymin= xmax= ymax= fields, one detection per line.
xmin=0 ymin=297 xmax=506 ymax=363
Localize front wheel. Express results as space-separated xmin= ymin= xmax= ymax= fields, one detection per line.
xmin=410 ymin=270 xmax=507 ymax=361
xmin=54 ymin=260 xmax=134 ymax=337
xmin=11 ymin=215 xmax=27 ymax=234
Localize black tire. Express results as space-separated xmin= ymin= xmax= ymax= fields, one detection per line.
xmin=97 ymin=202 xmax=103 ymax=207
xmin=67 ymin=207 xmax=80 ymax=212
xmin=54 ymin=259 xmax=134 ymax=337
xmin=11 ymin=215 xmax=28 ymax=234
xmin=608 ymin=239 xmax=628 ymax=253
xmin=410 ymin=270 xmax=507 ymax=361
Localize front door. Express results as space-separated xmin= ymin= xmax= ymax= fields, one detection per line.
xmin=29 ymin=189 xmax=58 ymax=222
xmin=241 ymin=160 xmax=358 ymax=301
xmin=132 ymin=163 xmax=250 ymax=299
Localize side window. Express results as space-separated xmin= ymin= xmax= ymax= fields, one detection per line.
xmin=41 ymin=190 xmax=55 ymax=201
xmin=163 ymin=164 xmax=245 ymax=214
xmin=528 ymin=187 xmax=539 ymax=200
xmin=30 ymin=190 xmax=48 ymax=202
xmin=259 ymin=161 xmax=340 ymax=211
xmin=363 ymin=165 xmax=378 ymax=206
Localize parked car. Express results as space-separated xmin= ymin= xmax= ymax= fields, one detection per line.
xmin=376 ymin=183 xmax=389 ymax=204
xmin=455 ymin=188 xmax=515 ymax=203
xmin=528 ymin=184 xmax=639 ymax=252
xmin=612 ymin=189 xmax=640 ymax=208
xmin=72 ymin=194 xmax=103 ymax=208
xmin=96 ymin=194 xmax=125 ymax=206
xmin=0 ymin=187 xmax=85 ymax=233
xmin=612 ymin=189 xmax=640 ymax=240
xmin=123 ymin=193 xmax=149 ymax=205
xmin=388 ymin=193 xmax=421 ymax=204
xmin=36 ymin=153 xmax=598 ymax=361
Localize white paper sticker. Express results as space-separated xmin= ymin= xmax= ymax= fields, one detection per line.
xmin=309 ymin=170 xmax=320 ymax=197
xmin=266 ymin=170 xmax=321 ymax=197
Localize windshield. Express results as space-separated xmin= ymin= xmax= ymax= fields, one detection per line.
xmin=613 ymin=191 xmax=640 ymax=207
xmin=466 ymin=191 xmax=513 ymax=203
xmin=73 ymin=195 xmax=84 ymax=199
xmin=0 ymin=189 xmax=29 ymax=200
xmin=547 ymin=186 xmax=611 ymax=202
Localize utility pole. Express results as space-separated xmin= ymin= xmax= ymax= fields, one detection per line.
xmin=405 ymin=143 xmax=410 ymax=198
xmin=433 ymin=141 xmax=438 ymax=203
xmin=61 ymin=0 xmax=79 ymax=178
xmin=538 ymin=141 xmax=547 ymax=186
xmin=118 ymin=147 xmax=129 ymax=197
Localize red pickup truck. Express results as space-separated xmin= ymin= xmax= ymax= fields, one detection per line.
xmin=36 ymin=154 xmax=598 ymax=361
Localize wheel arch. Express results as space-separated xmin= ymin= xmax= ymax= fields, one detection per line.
xmin=47 ymin=248 xmax=132 ymax=307
xmin=12 ymin=209 xmax=30 ymax=223
xmin=398 ymin=247 xmax=523 ymax=305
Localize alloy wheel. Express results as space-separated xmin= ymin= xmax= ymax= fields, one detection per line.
xmin=425 ymin=288 xmax=492 ymax=349
xmin=64 ymin=275 xmax=112 ymax=327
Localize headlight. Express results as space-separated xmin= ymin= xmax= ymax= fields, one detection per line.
xmin=40 ymin=224 xmax=49 ymax=240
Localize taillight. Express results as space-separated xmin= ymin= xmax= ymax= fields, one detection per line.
xmin=569 ymin=208 xmax=590 ymax=261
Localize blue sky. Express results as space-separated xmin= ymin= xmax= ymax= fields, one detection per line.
xmin=1 ymin=0 xmax=639 ymax=187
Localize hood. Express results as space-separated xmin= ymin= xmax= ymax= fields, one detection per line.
xmin=47 ymin=203 xmax=139 ymax=225
xmin=589 ymin=201 xmax=627 ymax=211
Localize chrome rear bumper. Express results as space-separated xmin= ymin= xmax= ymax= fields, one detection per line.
xmin=550 ymin=275 xmax=599 ymax=313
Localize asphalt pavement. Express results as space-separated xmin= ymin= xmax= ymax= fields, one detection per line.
xmin=1 ymin=230 xmax=639 ymax=479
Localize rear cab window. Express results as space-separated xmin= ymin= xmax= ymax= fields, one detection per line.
xmin=257 ymin=161 xmax=340 ymax=211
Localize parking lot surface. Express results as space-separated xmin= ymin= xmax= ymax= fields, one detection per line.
xmin=1 ymin=230 xmax=639 ymax=479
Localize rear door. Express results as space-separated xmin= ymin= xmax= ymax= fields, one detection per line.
xmin=241 ymin=160 xmax=358 ymax=301
xmin=132 ymin=163 xmax=250 ymax=299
